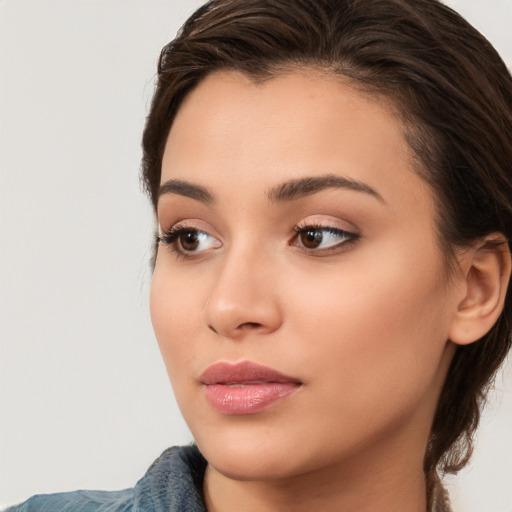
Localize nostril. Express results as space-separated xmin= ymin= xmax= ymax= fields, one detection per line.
xmin=239 ymin=322 xmax=262 ymax=330
xmin=207 ymin=321 xmax=264 ymax=336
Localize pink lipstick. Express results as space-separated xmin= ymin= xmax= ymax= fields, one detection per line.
xmin=200 ymin=361 xmax=301 ymax=415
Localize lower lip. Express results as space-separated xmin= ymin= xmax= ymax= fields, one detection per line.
xmin=203 ymin=382 xmax=300 ymax=415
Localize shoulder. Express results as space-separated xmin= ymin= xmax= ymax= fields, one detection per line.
xmin=4 ymin=488 xmax=134 ymax=512
xmin=5 ymin=445 xmax=207 ymax=512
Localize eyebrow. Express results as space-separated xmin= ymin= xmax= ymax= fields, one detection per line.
xmin=158 ymin=174 xmax=384 ymax=205
xmin=159 ymin=179 xmax=215 ymax=204
xmin=268 ymin=174 xmax=385 ymax=203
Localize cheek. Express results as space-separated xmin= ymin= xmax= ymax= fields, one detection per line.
xmin=283 ymin=241 xmax=452 ymax=413
xmin=150 ymin=261 xmax=205 ymax=380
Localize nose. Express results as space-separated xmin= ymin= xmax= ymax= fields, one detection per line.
xmin=203 ymin=245 xmax=282 ymax=339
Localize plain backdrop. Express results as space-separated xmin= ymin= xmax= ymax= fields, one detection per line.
xmin=1 ymin=1 xmax=511 ymax=510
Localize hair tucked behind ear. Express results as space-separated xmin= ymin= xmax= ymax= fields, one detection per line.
xmin=141 ymin=0 xmax=512 ymax=500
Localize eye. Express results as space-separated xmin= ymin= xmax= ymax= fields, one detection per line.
xmin=158 ymin=225 xmax=221 ymax=256
xmin=292 ymin=225 xmax=359 ymax=252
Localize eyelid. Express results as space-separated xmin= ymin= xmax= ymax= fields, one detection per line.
xmin=294 ymin=215 xmax=360 ymax=234
xmin=158 ymin=217 xmax=211 ymax=235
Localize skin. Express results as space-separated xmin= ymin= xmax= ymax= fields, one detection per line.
xmin=150 ymin=70 xmax=466 ymax=512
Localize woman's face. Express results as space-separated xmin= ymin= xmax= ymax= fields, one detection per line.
xmin=151 ymin=70 xmax=460 ymax=481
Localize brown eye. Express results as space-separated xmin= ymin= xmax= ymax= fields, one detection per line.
xmin=293 ymin=225 xmax=359 ymax=252
xmin=180 ymin=231 xmax=200 ymax=251
xmin=158 ymin=226 xmax=221 ymax=256
xmin=300 ymin=229 xmax=323 ymax=249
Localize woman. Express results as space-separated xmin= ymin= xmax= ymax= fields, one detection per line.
xmin=7 ymin=0 xmax=512 ymax=511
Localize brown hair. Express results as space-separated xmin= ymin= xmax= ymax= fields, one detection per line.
xmin=142 ymin=0 xmax=512 ymax=498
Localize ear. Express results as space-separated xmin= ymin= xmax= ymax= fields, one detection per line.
xmin=449 ymin=233 xmax=511 ymax=346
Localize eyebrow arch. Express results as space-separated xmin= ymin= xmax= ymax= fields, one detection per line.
xmin=268 ymin=174 xmax=385 ymax=203
xmin=158 ymin=174 xmax=385 ymax=206
xmin=158 ymin=179 xmax=215 ymax=204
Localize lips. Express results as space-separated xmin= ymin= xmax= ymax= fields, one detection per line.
xmin=200 ymin=361 xmax=302 ymax=415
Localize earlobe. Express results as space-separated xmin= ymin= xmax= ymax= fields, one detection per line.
xmin=449 ymin=233 xmax=511 ymax=346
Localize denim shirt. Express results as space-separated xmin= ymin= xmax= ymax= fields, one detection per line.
xmin=6 ymin=445 xmax=452 ymax=512
xmin=6 ymin=445 xmax=208 ymax=512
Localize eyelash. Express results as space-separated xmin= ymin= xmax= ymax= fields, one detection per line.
xmin=157 ymin=223 xmax=360 ymax=258
xmin=157 ymin=225 xmax=196 ymax=245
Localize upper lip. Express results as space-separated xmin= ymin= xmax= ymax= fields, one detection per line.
xmin=200 ymin=361 xmax=302 ymax=385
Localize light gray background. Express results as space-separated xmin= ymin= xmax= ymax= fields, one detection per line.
xmin=1 ymin=1 xmax=511 ymax=510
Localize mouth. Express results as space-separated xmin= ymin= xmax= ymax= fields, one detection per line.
xmin=200 ymin=361 xmax=302 ymax=415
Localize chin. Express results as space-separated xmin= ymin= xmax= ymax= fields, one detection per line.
xmin=202 ymin=445 xmax=302 ymax=481
xmin=193 ymin=423 xmax=313 ymax=481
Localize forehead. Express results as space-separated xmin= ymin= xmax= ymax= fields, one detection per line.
xmin=161 ymin=69 xmax=432 ymax=212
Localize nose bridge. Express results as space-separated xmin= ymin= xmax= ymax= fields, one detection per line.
xmin=203 ymin=238 xmax=281 ymax=337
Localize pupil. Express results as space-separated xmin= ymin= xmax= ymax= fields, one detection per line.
xmin=181 ymin=231 xmax=199 ymax=250
xmin=301 ymin=230 xmax=323 ymax=248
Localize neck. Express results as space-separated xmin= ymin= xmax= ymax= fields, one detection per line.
xmin=203 ymin=437 xmax=429 ymax=512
